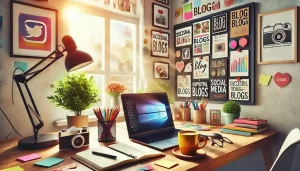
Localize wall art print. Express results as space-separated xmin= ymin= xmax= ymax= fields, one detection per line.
xmin=193 ymin=19 xmax=211 ymax=55
xmin=153 ymin=3 xmax=169 ymax=29
xmin=151 ymin=30 xmax=169 ymax=58
xmin=177 ymin=75 xmax=191 ymax=97
xmin=153 ymin=61 xmax=169 ymax=80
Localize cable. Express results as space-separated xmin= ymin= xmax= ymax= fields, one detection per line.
xmin=12 ymin=67 xmax=25 ymax=104
xmin=0 ymin=108 xmax=22 ymax=137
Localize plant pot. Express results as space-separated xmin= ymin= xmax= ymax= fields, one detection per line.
xmin=223 ymin=112 xmax=240 ymax=125
xmin=111 ymin=96 xmax=121 ymax=108
xmin=67 ymin=115 xmax=88 ymax=128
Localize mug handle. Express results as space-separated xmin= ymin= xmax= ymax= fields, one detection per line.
xmin=197 ymin=136 xmax=207 ymax=149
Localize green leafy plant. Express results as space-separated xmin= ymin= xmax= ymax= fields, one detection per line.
xmin=47 ymin=72 xmax=100 ymax=116
xmin=222 ymin=101 xmax=241 ymax=113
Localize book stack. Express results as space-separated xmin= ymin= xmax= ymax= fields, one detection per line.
xmin=220 ymin=118 xmax=268 ymax=136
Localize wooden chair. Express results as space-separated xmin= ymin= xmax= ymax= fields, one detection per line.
xmin=270 ymin=128 xmax=300 ymax=171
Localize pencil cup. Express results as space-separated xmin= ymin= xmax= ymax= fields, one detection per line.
xmin=181 ymin=108 xmax=191 ymax=121
xmin=193 ymin=110 xmax=206 ymax=124
xmin=98 ymin=120 xmax=116 ymax=142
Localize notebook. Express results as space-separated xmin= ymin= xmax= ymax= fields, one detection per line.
xmin=72 ymin=143 xmax=164 ymax=171
xmin=220 ymin=128 xmax=253 ymax=136
xmin=223 ymin=124 xmax=268 ymax=133
xmin=234 ymin=118 xmax=267 ymax=126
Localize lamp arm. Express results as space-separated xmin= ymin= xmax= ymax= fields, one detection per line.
xmin=13 ymin=49 xmax=64 ymax=140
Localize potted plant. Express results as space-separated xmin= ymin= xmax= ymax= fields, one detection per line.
xmin=222 ymin=101 xmax=241 ymax=125
xmin=48 ymin=72 xmax=100 ymax=128
xmin=105 ymin=81 xmax=127 ymax=108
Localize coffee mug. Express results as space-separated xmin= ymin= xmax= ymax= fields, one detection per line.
xmin=178 ymin=131 xmax=207 ymax=155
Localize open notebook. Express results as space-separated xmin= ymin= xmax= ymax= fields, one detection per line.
xmin=72 ymin=143 xmax=165 ymax=171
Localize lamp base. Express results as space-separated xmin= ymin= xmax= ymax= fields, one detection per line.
xmin=18 ymin=134 xmax=59 ymax=149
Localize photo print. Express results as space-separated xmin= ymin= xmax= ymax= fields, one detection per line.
xmin=210 ymin=78 xmax=227 ymax=100
xmin=193 ymin=56 xmax=209 ymax=79
xmin=229 ymin=79 xmax=249 ymax=101
xmin=211 ymin=58 xmax=227 ymax=77
xmin=212 ymin=33 xmax=228 ymax=58
xmin=193 ymin=19 xmax=211 ymax=55
xmin=153 ymin=3 xmax=169 ymax=29
xmin=230 ymin=50 xmax=249 ymax=76
xmin=154 ymin=62 xmax=169 ymax=79
xmin=192 ymin=81 xmax=209 ymax=98
xmin=177 ymin=75 xmax=191 ymax=97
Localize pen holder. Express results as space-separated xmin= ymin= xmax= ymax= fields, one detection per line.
xmin=98 ymin=120 xmax=116 ymax=142
xmin=181 ymin=108 xmax=191 ymax=121
xmin=193 ymin=110 xmax=206 ymax=124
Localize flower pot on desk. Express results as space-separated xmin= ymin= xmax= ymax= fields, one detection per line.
xmin=67 ymin=115 xmax=88 ymax=128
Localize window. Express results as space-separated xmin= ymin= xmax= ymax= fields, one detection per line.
xmin=66 ymin=3 xmax=140 ymax=108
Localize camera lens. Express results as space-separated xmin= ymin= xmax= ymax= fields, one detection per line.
xmin=71 ymin=134 xmax=85 ymax=148
xmin=272 ymin=30 xmax=286 ymax=43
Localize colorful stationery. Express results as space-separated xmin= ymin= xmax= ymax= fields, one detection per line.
xmin=191 ymin=99 xmax=208 ymax=110
xmin=223 ymin=124 xmax=268 ymax=133
xmin=154 ymin=159 xmax=178 ymax=169
xmin=234 ymin=118 xmax=268 ymax=126
xmin=0 ymin=166 xmax=24 ymax=171
xmin=220 ymin=128 xmax=253 ymax=136
xmin=234 ymin=123 xmax=267 ymax=129
xmin=34 ymin=158 xmax=64 ymax=168
xmin=93 ymin=107 xmax=120 ymax=121
xmin=180 ymin=100 xmax=192 ymax=108
xmin=17 ymin=153 xmax=41 ymax=162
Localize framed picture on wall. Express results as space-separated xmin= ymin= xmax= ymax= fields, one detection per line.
xmin=151 ymin=30 xmax=169 ymax=58
xmin=153 ymin=61 xmax=169 ymax=80
xmin=210 ymin=109 xmax=221 ymax=126
xmin=257 ymin=7 xmax=297 ymax=64
xmin=152 ymin=3 xmax=169 ymax=29
xmin=155 ymin=0 xmax=169 ymax=5
xmin=10 ymin=1 xmax=58 ymax=58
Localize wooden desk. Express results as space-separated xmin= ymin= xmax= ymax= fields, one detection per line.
xmin=0 ymin=122 xmax=277 ymax=171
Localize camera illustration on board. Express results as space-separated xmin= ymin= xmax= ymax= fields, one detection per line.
xmin=263 ymin=23 xmax=292 ymax=48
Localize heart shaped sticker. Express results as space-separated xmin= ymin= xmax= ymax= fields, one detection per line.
xmin=229 ymin=40 xmax=237 ymax=49
xmin=274 ymin=72 xmax=291 ymax=88
xmin=176 ymin=61 xmax=184 ymax=73
xmin=239 ymin=37 xmax=248 ymax=47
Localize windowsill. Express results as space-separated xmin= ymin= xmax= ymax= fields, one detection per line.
xmin=54 ymin=112 xmax=125 ymax=127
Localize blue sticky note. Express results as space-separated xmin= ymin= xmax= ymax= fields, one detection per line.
xmin=14 ymin=61 xmax=28 ymax=72
xmin=34 ymin=158 xmax=64 ymax=168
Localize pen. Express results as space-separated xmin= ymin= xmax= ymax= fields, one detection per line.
xmin=92 ymin=151 xmax=117 ymax=159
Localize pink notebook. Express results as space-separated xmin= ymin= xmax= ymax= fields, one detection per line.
xmin=234 ymin=118 xmax=267 ymax=126
xmin=17 ymin=153 xmax=41 ymax=162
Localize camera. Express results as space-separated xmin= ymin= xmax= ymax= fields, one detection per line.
xmin=263 ymin=23 xmax=292 ymax=48
xmin=59 ymin=126 xmax=89 ymax=150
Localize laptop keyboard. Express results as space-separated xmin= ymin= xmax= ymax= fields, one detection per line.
xmin=136 ymin=129 xmax=180 ymax=144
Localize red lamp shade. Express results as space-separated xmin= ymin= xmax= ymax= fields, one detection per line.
xmin=62 ymin=35 xmax=93 ymax=72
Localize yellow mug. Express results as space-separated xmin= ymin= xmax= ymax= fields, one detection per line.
xmin=178 ymin=130 xmax=207 ymax=155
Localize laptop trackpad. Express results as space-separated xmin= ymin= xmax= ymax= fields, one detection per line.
xmin=149 ymin=137 xmax=178 ymax=149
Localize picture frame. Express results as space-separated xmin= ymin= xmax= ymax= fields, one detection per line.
xmin=210 ymin=110 xmax=221 ymax=126
xmin=10 ymin=1 xmax=58 ymax=58
xmin=153 ymin=61 xmax=169 ymax=80
xmin=151 ymin=30 xmax=169 ymax=58
xmin=152 ymin=3 xmax=169 ymax=29
xmin=155 ymin=0 xmax=169 ymax=5
xmin=257 ymin=7 xmax=298 ymax=64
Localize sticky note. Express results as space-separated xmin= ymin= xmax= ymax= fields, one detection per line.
xmin=17 ymin=153 xmax=41 ymax=162
xmin=34 ymin=158 xmax=64 ymax=168
xmin=259 ymin=74 xmax=272 ymax=86
xmin=14 ymin=61 xmax=28 ymax=72
xmin=0 ymin=166 xmax=24 ymax=171
xmin=154 ymin=159 xmax=178 ymax=169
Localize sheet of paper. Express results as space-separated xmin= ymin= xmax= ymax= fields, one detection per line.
xmin=259 ymin=74 xmax=272 ymax=86
xmin=34 ymin=158 xmax=64 ymax=168
xmin=154 ymin=159 xmax=178 ymax=169
xmin=0 ymin=166 xmax=24 ymax=171
xmin=17 ymin=153 xmax=41 ymax=162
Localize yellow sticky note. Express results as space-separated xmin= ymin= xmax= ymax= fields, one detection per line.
xmin=0 ymin=166 xmax=24 ymax=171
xmin=155 ymin=159 xmax=178 ymax=169
xmin=259 ymin=74 xmax=272 ymax=86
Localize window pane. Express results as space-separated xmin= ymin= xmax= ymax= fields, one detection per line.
xmin=69 ymin=12 xmax=105 ymax=71
xmin=110 ymin=75 xmax=135 ymax=93
xmin=110 ymin=20 xmax=136 ymax=72
xmin=87 ymin=74 xmax=104 ymax=107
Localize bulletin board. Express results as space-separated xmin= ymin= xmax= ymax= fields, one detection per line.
xmin=174 ymin=3 xmax=255 ymax=105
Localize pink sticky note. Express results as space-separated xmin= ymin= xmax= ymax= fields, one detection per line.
xmin=17 ymin=153 xmax=41 ymax=162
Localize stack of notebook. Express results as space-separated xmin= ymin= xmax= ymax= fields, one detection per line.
xmin=220 ymin=118 xmax=268 ymax=136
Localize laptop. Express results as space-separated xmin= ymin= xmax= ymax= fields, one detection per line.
xmin=121 ymin=93 xmax=180 ymax=151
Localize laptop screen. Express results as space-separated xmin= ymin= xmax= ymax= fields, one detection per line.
xmin=121 ymin=93 xmax=174 ymax=137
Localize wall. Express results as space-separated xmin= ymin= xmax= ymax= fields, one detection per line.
xmin=172 ymin=0 xmax=300 ymax=170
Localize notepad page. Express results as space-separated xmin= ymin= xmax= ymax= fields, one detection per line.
xmin=74 ymin=147 xmax=133 ymax=170
xmin=108 ymin=142 xmax=164 ymax=160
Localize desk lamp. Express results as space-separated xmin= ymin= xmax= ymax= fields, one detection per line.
xmin=14 ymin=35 xmax=93 ymax=149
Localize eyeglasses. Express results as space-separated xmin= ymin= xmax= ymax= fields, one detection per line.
xmin=211 ymin=136 xmax=233 ymax=147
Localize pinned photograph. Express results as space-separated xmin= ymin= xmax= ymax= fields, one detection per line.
xmin=153 ymin=3 xmax=169 ymax=29
xmin=154 ymin=61 xmax=169 ymax=79
xmin=193 ymin=19 xmax=210 ymax=55
xmin=212 ymin=34 xmax=228 ymax=58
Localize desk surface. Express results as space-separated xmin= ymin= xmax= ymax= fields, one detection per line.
xmin=0 ymin=122 xmax=277 ymax=171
